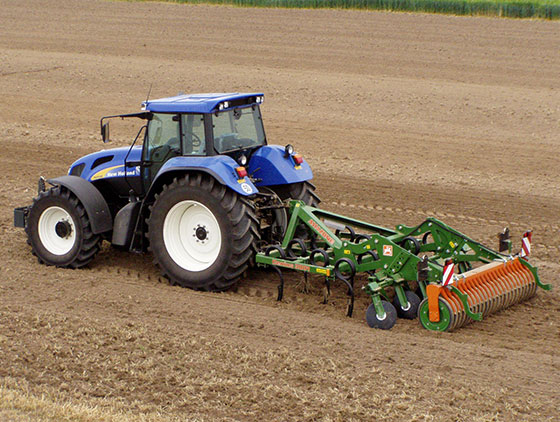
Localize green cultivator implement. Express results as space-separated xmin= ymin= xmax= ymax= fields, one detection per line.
xmin=255 ymin=201 xmax=551 ymax=331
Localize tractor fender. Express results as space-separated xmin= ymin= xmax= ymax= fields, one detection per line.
xmin=47 ymin=175 xmax=113 ymax=234
xmin=248 ymin=145 xmax=313 ymax=186
xmin=148 ymin=156 xmax=258 ymax=198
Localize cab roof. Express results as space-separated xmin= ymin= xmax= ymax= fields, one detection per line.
xmin=142 ymin=92 xmax=264 ymax=114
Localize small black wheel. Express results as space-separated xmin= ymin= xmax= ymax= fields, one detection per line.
xmin=392 ymin=290 xmax=421 ymax=319
xmin=365 ymin=301 xmax=397 ymax=330
xmin=148 ymin=173 xmax=259 ymax=291
xmin=26 ymin=186 xmax=101 ymax=268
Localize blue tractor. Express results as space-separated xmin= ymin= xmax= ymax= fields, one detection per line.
xmin=14 ymin=93 xmax=319 ymax=291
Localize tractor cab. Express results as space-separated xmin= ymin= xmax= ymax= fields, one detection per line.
xmin=95 ymin=93 xmax=269 ymax=197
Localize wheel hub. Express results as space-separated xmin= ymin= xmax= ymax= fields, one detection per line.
xmin=195 ymin=225 xmax=208 ymax=242
xmin=55 ymin=220 xmax=72 ymax=238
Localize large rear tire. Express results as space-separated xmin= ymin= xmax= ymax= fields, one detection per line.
xmin=147 ymin=173 xmax=259 ymax=291
xmin=26 ymin=186 xmax=102 ymax=268
xmin=272 ymin=181 xmax=321 ymax=207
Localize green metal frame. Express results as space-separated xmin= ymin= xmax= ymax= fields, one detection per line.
xmin=255 ymin=200 xmax=548 ymax=324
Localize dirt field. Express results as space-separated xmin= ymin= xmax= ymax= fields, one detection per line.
xmin=0 ymin=0 xmax=559 ymax=420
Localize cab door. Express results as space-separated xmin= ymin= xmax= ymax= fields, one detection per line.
xmin=142 ymin=113 xmax=181 ymax=191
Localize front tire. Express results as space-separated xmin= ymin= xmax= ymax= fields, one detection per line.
xmin=148 ymin=173 xmax=259 ymax=291
xmin=26 ymin=186 xmax=102 ymax=268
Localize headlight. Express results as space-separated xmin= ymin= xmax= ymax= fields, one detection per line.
xmin=285 ymin=144 xmax=294 ymax=157
xmin=238 ymin=155 xmax=248 ymax=166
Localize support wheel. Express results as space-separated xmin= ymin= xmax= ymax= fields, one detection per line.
xmin=392 ymin=290 xmax=421 ymax=319
xmin=26 ymin=186 xmax=101 ymax=268
xmin=148 ymin=173 xmax=259 ymax=291
xmin=365 ymin=301 xmax=397 ymax=330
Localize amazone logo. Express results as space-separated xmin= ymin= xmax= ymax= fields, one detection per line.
xmin=307 ymin=219 xmax=335 ymax=245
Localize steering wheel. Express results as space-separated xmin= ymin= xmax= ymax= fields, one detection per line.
xmin=184 ymin=131 xmax=202 ymax=147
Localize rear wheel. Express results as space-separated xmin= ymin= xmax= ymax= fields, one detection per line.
xmin=148 ymin=173 xmax=259 ymax=291
xmin=272 ymin=181 xmax=320 ymax=207
xmin=272 ymin=181 xmax=320 ymax=240
xmin=26 ymin=186 xmax=102 ymax=268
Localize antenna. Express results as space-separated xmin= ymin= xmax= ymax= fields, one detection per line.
xmin=145 ymin=83 xmax=153 ymax=104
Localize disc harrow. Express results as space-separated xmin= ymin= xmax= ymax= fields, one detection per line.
xmin=255 ymin=201 xmax=551 ymax=331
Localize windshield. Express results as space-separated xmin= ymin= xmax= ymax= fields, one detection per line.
xmin=213 ymin=105 xmax=266 ymax=153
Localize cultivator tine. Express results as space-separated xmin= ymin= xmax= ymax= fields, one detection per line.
xmin=336 ymin=275 xmax=355 ymax=317
xmin=323 ymin=277 xmax=331 ymax=304
xmin=303 ymin=272 xmax=310 ymax=294
xmin=272 ymin=266 xmax=285 ymax=302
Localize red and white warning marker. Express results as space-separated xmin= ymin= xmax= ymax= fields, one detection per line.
xmin=442 ymin=259 xmax=455 ymax=287
xmin=520 ymin=230 xmax=532 ymax=258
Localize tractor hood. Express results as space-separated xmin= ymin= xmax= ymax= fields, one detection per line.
xmin=68 ymin=146 xmax=142 ymax=182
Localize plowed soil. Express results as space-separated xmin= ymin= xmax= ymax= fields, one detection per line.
xmin=1 ymin=1 xmax=559 ymax=421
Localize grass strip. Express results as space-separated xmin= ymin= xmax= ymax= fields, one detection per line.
xmin=162 ymin=0 xmax=560 ymax=19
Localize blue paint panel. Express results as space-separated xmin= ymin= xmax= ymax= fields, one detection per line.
xmin=68 ymin=146 xmax=142 ymax=182
xmin=248 ymin=145 xmax=313 ymax=186
xmin=155 ymin=156 xmax=258 ymax=197
xmin=144 ymin=93 xmax=264 ymax=114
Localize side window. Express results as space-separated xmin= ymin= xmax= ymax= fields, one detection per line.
xmin=146 ymin=113 xmax=180 ymax=162
xmin=181 ymin=114 xmax=206 ymax=155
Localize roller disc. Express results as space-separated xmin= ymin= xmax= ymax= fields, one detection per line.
xmin=418 ymin=298 xmax=454 ymax=332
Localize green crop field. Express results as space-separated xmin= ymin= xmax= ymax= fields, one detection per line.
xmin=159 ymin=0 xmax=560 ymax=19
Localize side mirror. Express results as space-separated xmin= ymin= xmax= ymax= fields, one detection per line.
xmin=101 ymin=122 xmax=110 ymax=143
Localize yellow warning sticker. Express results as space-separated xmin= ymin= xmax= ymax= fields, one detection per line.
xmin=316 ymin=268 xmax=330 ymax=276
xmin=449 ymin=241 xmax=455 ymax=248
xmin=344 ymin=250 xmax=351 ymax=255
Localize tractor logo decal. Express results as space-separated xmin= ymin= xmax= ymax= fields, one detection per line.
xmin=383 ymin=245 xmax=393 ymax=256
xmin=240 ymin=183 xmax=253 ymax=194
xmin=307 ymin=219 xmax=335 ymax=245
xmin=91 ymin=165 xmax=140 ymax=181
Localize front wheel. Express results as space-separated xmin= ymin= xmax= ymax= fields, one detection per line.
xmin=26 ymin=186 xmax=102 ymax=268
xmin=147 ymin=173 xmax=259 ymax=291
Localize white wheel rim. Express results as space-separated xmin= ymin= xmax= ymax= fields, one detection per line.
xmin=163 ymin=200 xmax=222 ymax=272
xmin=38 ymin=206 xmax=77 ymax=255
